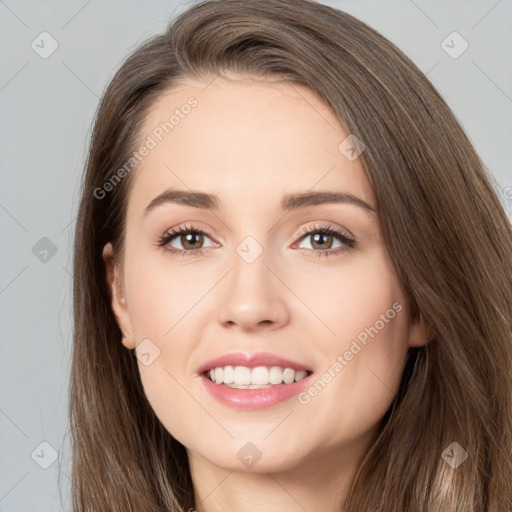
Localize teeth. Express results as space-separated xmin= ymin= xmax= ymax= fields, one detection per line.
xmin=206 ymin=365 xmax=309 ymax=387
xmin=223 ymin=365 xmax=234 ymax=384
xmin=251 ymin=366 xmax=269 ymax=385
xmin=269 ymin=366 xmax=283 ymax=384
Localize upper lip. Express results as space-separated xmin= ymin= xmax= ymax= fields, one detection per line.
xmin=197 ymin=352 xmax=313 ymax=375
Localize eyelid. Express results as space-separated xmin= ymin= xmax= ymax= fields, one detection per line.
xmin=158 ymin=223 xmax=217 ymax=246
xmin=295 ymin=222 xmax=355 ymax=241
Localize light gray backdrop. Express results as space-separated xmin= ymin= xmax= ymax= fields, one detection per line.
xmin=1 ymin=0 xmax=511 ymax=510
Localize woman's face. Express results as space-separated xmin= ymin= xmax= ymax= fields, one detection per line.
xmin=103 ymin=74 xmax=428 ymax=475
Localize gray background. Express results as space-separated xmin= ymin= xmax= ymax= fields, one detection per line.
xmin=0 ymin=0 xmax=511 ymax=510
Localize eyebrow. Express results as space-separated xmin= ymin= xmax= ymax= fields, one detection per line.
xmin=144 ymin=189 xmax=376 ymax=215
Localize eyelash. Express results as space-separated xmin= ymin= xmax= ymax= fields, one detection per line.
xmin=157 ymin=223 xmax=356 ymax=258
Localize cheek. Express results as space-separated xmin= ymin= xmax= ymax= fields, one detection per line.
xmin=296 ymin=245 xmax=406 ymax=349
xmin=123 ymin=244 xmax=200 ymax=340
xmin=298 ymin=247 xmax=410 ymax=443
xmin=121 ymin=249 xmax=211 ymax=443
xmin=333 ymin=246 xmax=410 ymax=384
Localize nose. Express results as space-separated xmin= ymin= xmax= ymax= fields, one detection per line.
xmin=216 ymin=246 xmax=290 ymax=332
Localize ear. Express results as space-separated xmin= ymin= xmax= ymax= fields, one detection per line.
xmin=407 ymin=310 xmax=434 ymax=348
xmin=102 ymin=242 xmax=136 ymax=350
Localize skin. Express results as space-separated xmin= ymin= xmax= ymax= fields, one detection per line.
xmin=103 ymin=73 xmax=430 ymax=512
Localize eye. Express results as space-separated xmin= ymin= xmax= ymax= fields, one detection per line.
xmin=293 ymin=223 xmax=356 ymax=258
xmin=157 ymin=222 xmax=356 ymax=258
xmin=157 ymin=224 xmax=217 ymax=257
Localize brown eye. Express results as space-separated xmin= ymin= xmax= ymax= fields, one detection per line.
xmin=158 ymin=224 xmax=217 ymax=257
xmin=294 ymin=224 xmax=356 ymax=258
xmin=179 ymin=232 xmax=204 ymax=250
xmin=308 ymin=232 xmax=335 ymax=250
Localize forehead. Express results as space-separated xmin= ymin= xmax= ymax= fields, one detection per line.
xmin=126 ymin=75 xmax=375 ymax=218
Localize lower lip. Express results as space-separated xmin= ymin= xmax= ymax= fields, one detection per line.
xmin=200 ymin=373 xmax=313 ymax=410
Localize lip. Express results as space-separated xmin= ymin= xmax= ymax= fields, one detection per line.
xmin=197 ymin=351 xmax=312 ymax=375
xmin=197 ymin=351 xmax=314 ymax=410
xmin=199 ymin=372 xmax=314 ymax=410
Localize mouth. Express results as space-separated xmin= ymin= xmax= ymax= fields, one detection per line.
xmin=197 ymin=352 xmax=314 ymax=410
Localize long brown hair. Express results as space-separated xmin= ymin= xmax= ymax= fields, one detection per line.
xmin=70 ymin=0 xmax=512 ymax=510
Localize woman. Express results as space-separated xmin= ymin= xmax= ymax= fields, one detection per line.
xmin=69 ymin=0 xmax=512 ymax=510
